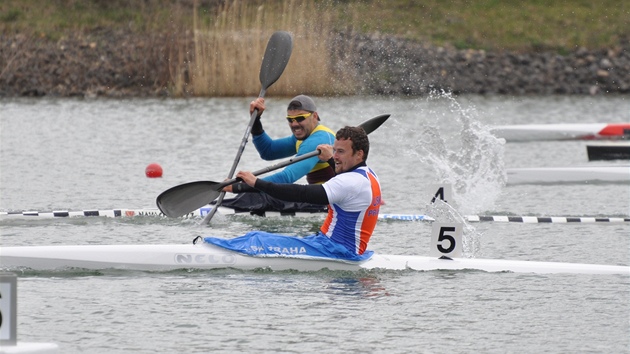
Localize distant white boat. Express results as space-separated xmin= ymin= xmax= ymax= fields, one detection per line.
xmin=507 ymin=165 xmax=629 ymax=184
xmin=491 ymin=123 xmax=630 ymax=142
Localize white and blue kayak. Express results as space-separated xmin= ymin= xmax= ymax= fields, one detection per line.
xmin=491 ymin=123 xmax=630 ymax=142
xmin=1 ymin=243 xmax=628 ymax=275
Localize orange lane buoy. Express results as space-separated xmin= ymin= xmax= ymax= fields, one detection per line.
xmin=145 ymin=163 xmax=163 ymax=178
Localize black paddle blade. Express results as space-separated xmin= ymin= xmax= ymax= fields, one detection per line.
xmin=359 ymin=114 xmax=390 ymax=135
xmin=259 ymin=31 xmax=293 ymax=89
xmin=156 ymin=181 xmax=223 ymax=218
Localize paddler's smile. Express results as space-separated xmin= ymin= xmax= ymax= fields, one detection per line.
xmin=289 ymin=120 xmax=306 ymax=137
xmin=286 ymin=110 xmax=318 ymax=140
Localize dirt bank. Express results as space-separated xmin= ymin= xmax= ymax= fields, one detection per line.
xmin=1 ymin=30 xmax=628 ymax=98
xmin=347 ymin=33 xmax=630 ymax=95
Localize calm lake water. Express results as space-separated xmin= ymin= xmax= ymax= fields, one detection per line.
xmin=1 ymin=94 xmax=629 ymax=353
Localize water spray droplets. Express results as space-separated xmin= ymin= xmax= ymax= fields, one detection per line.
xmin=422 ymin=90 xmax=507 ymax=215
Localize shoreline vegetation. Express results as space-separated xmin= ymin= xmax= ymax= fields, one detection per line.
xmin=1 ymin=0 xmax=628 ymax=97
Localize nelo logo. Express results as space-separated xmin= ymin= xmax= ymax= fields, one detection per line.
xmin=174 ymin=254 xmax=236 ymax=265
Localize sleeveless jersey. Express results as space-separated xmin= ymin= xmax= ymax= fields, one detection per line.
xmin=320 ymin=166 xmax=381 ymax=255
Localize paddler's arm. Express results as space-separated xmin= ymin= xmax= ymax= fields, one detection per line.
xmin=225 ymin=144 xmax=335 ymax=193
xmin=224 ymin=182 xmax=256 ymax=193
xmin=257 ymin=133 xmax=331 ymax=184
xmin=249 ymin=97 xmax=266 ymax=136
xmin=236 ymin=171 xmax=329 ymax=205
xmin=223 ymin=144 xmax=335 ymax=194
xmin=316 ymin=144 xmax=335 ymax=174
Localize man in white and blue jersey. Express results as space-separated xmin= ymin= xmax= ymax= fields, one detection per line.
xmin=205 ymin=126 xmax=381 ymax=260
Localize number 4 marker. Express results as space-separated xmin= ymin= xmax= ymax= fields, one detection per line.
xmin=429 ymin=184 xmax=452 ymax=204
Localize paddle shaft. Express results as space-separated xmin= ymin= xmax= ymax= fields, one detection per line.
xmin=202 ymin=90 xmax=265 ymax=223
xmin=202 ymin=31 xmax=292 ymax=224
xmin=215 ymin=149 xmax=320 ymax=190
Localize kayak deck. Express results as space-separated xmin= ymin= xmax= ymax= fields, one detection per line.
xmin=1 ymin=243 xmax=628 ymax=275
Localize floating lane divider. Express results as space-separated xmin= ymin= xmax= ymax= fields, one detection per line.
xmin=1 ymin=209 xmax=629 ymax=223
xmin=423 ymin=184 xmax=630 ymax=223
xmin=0 ymin=209 xmax=133 ymax=218
xmin=0 ymin=208 xmax=431 ymax=221
xmin=464 ymin=215 xmax=630 ymax=223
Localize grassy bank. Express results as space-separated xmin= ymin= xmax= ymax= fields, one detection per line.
xmin=2 ymin=0 xmax=627 ymax=51
xmin=351 ymin=0 xmax=629 ymax=52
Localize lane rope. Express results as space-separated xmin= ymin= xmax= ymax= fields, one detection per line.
xmin=1 ymin=209 xmax=628 ymax=223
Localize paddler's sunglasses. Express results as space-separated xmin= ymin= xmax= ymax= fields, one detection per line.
xmin=286 ymin=112 xmax=312 ymax=124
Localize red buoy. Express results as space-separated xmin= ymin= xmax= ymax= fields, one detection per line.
xmin=145 ymin=163 xmax=163 ymax=178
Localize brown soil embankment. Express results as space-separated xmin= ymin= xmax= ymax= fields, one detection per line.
xmin=1 ymin=30 xmax=628 ymax=97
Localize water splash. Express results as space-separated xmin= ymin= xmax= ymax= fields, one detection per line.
xmin=393 ymin=90 xmax=507 ymax=256
xmin=413 ymin=90 xmax=507 ymax=214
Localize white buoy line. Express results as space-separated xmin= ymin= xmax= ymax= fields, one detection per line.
xmin=1 ymin=185 xmax=627 ymax=223
xmin=1 ymin=208 xmax=627 ymax=223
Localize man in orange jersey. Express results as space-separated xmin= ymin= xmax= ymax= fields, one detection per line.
xmin=205 ymin=126 xmax=381 ymax=260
